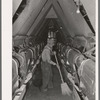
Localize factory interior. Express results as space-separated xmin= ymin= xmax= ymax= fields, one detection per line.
xmin=12 ymin=0 xmax=96 ymax=100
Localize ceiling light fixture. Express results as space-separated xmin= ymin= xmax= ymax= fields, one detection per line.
xmin=76 ymin=6 xmax=80 ymax=13
xmin=76 ymin=0 xmax=80 ymax=14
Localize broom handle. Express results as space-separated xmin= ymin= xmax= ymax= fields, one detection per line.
xmin=54 ymin=53 xmax=64 ymax=83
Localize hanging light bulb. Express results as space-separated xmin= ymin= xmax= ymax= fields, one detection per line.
xmin=76 ymin=0 xmax=80 ymax=13
xmin=76 ymin=6 xmax=80 ymax=13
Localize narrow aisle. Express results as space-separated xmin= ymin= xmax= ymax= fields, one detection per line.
xmin=23 ymin=66 xmax=73 ymax=100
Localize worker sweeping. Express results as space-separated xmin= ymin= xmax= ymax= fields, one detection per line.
xmin=40 ymin=38 xmax=56 ymax=92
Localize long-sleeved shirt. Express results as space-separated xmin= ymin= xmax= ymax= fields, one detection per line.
xmin=42 ymin=45 xmax=55 ymax=65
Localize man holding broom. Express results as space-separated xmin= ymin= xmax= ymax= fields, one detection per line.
xmin=40 ymin=37 xmax=57 ymax=92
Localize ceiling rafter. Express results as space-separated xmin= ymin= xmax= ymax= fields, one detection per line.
xmin=13 ymin=0 xmax=94 ymax=44
xmin=26 ymin=0 xmax=71 ymax=37
xmin=57 ymin=0 xmax=92 ymax=36
xmin=52 ymin=0 xmax=71 ymax=36
xmin=27 ymin=0 xmax=52 ymax=35
xmin=13 ymin=0 xmax=72 ymax=37
xmin=13 ymin=0 xmax=48 ymax=36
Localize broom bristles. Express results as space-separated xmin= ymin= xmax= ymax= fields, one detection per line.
xmin=61 ymin=82 xmax=72 ymax=95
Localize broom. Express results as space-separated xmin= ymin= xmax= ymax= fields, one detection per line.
xmin=54 ymin=53 xmax=72 ymax=96
xmin=60 ymin=59 xmax=89 ymax=100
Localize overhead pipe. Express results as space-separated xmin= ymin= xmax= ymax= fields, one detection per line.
xmin=73 ymin=0 xmax=95 ymax=34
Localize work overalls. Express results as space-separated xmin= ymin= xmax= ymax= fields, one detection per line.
xmin=41 ymin=46 xmax=53 ymax=91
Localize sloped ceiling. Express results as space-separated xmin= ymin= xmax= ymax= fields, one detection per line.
xmin=81 ymin=0 xmax=95 ymax=30
xmin=46 ymin=7 xmax=57 ymax=18
xmin=13 ymin=0 xmax=95 ymax=45
xmin=13 ymin=0 xmax=22 ymax=16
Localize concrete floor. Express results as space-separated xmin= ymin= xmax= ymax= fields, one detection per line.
xmin=23 ymin=66 xmax=73 ymax=100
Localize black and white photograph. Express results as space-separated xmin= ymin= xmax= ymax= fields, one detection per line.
xmin=11 ymin=0 xmax=97 ymax=100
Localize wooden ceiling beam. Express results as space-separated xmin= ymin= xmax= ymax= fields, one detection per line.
xmin=13 ymin=0 xmax=48 ymax=36
xmin=57 ymin=0 xmax=92 ymax=36
xmin=27 ymin=0 xmax=52 ymax=36
xmin=52 ymin=0 xmax=71 ymax=36
xmin=19 ymin=19 xmax=50 ymax=44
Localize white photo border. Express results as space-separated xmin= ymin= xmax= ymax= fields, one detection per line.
xmin=1 ymin=0 xmax=98 ymax=100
